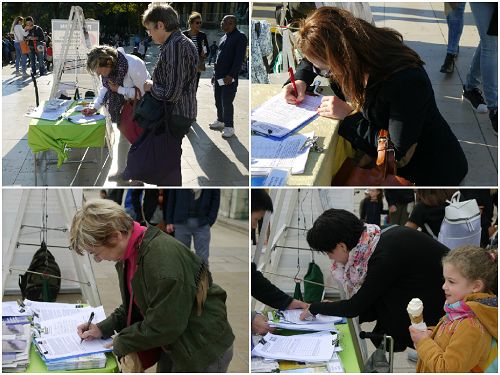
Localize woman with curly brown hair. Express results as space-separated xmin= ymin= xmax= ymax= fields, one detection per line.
xmin=284 ymin=7 xmax=468 ymax=186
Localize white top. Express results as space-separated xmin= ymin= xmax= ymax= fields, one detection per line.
xmin=13 ymin=24 xmax=28 ymax=42
xmin=93 ymin=48 xmax=150 ymax=111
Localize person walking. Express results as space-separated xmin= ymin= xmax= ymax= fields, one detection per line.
xmin=462 ymin=2 xmax=498 ymax=133
xmin=209 ymin=15 xmax=247 ymax=138
xmin=440 ymin=3 xmax=466 ymax=74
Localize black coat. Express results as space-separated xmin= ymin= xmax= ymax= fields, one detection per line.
xmin=251 ymin=262 xmax=292 ymax=310
xmin=308 ymin=225 xmax=448 ymax=351
xmin=182 ymin=30 xmax=209 ymax=58
xmin=341 ymin=67 xmax=468 ymax=185
xmin=294 ymin=61 xmax=468 ymax=185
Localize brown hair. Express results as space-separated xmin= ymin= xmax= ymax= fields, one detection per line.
xmin=416 ymin=189 xmax=455 ymax=207
xmin=296 ymin=7 xmax=424 ymax=110
xmin=86 ymin=45 xmax=117 ymax=75
xmin=442 ymin=246 xmax=498 ymax=295
xmin=142 ymin=2 xmax=179 ymax=32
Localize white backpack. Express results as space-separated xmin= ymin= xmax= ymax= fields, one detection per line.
xmin=424 ymin=191 xmax=482 ymax=250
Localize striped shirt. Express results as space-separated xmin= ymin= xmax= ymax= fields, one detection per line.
xmin=151 ymin=31 xmax=198 ymax=119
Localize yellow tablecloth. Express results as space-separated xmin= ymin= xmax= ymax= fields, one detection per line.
xmin=252 ymin=84 xmax=354 ymax=186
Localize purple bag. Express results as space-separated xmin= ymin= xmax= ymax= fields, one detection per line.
xmin=122 ymin=126 xmax=182 ymax=186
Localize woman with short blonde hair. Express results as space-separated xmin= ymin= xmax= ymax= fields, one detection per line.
xmin=71 ymin=199 xmax=234 ymax=372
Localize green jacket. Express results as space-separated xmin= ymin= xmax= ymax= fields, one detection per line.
xmin=97 ymin=226 xmax=234 ymax=372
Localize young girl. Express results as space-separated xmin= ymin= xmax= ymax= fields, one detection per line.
xmin=410 ymin=246 xmax=497 ymax=372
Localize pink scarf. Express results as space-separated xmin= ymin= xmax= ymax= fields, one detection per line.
xmin=331 ymin=224 xmax=381 ymax=298
xmin=443 ymin=300 xmax=475 ymax=322
xmin=121 ymin=221 xmax=147 ymax=297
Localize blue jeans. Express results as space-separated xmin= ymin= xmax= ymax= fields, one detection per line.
xmin=446 ymin=3 xmax=465 ymax=55
xmin=174 ymin=218 xmax=211 ymax=265
xmin=465 ymin=2 xmax=498 ymax=110
xmin=214 ymin=81 xmax=237 ymax=127
xmin=29 ymin=48 xmax=46 ymax=75
xmin=14 ymin=41 xmax=27 ymax=72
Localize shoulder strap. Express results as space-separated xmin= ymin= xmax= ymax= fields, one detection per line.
xmin=423 ymin=223 xmax=438 ymax=239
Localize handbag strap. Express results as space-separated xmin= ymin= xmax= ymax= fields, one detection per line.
xmin=375 ymin=129 xmax=397 ymax=179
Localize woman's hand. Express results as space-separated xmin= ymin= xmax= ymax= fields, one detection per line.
xmin=317 ymin=96 xmax=354 ymax=120
xmin=287 ymin=299 xmax=309 ymax=310
xmin=82 ymin=107 xmax=97 ymax=117
xmin=283 ymin=80 xmax=307 ymax=104
xmin=252 ymin=314 xmax=274 ymax=335
xmin=108 ymin=80 xmax=119 ymax=93
xmin=143 ymin=79 xmax=153 ymax=92
xmin=77 ymin=323 xmax=103 ymax=342
xmin=166 ymin=224 xmax=175 ymax=234
xmin=409 ymin=326 xmax=432 ymax=345
xmin=299 ymin=306 xmax=314 ymax=321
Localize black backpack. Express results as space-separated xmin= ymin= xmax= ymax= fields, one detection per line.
xmin=18 ymin=242 xmax=61 ymax=302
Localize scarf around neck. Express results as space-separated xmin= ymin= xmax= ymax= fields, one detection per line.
xmin=331 ymin=224 xmax=381 ymax=298
xmin=102 ymin=49 xmax=128 ymax=124
xmin=122 ymin=221 xmax=147 ymax=296
xmin=444 ymin=300 xmax=475 ymax=322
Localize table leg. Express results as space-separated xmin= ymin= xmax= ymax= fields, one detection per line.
xmin=34 ymin=152 xmax=37 ymax=186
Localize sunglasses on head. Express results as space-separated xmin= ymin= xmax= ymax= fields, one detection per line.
xmin=312 ymin=65 xmax=331 ymax=78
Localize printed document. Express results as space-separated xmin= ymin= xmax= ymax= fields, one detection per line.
xmin=252 ymin=93 xmax=322 ymax=138
xmin=252 ymin=332 xmax=337 ymax=362
xmin=251 ymin=132 xmax=314 ymax=175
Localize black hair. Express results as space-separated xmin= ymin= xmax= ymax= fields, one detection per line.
xmin=251 ymin=189 xmax=273 ymax=213
xmin=25 ymin=16 xmax=34 ymax=23
xmin=307 ymin=209 xmax=365 ymax=253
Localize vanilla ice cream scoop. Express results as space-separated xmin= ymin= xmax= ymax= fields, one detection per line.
xmin=407 ymin=298 xmax=424 ymax=317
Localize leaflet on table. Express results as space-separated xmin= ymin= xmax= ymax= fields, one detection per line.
xmin=1 ymin=323 xmax=31 ymax=372
xmin=251 ymin=93 xmax=322 ymax=139
xmin=25 ymin=100 xmax=74 ymax=121
xmin=67 ymin=114 xmax=106 ymax=124
xmin=274 ymin=309 xmax=344 ymax=325
xmin=2 ymin=301 xmax=32 ymax=317
xmin=251 ymin=132 xmax=314 ymax=176
xmin=252 ymin=332 xmax=337 ymax=362
xmin=263 ymin=168 xmax=289 ymax=186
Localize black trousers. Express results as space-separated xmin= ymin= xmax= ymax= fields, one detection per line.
xmin=214 ymin=81 xmax=237 ymax=128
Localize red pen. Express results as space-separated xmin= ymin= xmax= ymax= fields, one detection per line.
xmin=288 ymin=67 xmax=298 ymax=99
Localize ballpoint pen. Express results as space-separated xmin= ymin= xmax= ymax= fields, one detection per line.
xmin=80 ymin=311 xmax=95 ymax=344
xmin=288 ymin=67 xmax=298 ymax=98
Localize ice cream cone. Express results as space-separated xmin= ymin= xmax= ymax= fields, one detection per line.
xmin=408 ymin=312 xmax=424 ymax=325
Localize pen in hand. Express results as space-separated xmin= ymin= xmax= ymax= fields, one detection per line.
xmin=288 ymin=67 xmax=298 ymax=98
xmin=80 ymin=312 xmax=95 ymax=344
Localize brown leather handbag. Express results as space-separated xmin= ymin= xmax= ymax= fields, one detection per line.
xmin=333 ymin=129 xmax=413 ymax=186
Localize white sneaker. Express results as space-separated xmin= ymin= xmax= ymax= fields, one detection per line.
xmin=222 ymin=127 xmax=235 ymax=138
xmin=209 ymin=120 xmax=225 ymax=130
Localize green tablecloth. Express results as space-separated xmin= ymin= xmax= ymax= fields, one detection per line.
xmin=27 ymin=102 xmax=106 ymax=167
xmin=26 ymin=345 xmax=119 ymax=373
xmin=274 ymin=322 xmax=362 ymax=373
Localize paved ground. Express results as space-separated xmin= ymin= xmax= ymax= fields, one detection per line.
xmin=3 ymin=219 xmax=249 ymax=372
xmin=261 ymin=2 xmax=497 ymax=186
xmin=2 ymin=28 xmax=249 ymax=187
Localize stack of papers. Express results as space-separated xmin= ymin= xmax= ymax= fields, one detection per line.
xmin=252 ymin=332 xmax=337 ymax=362
xmin=67 ymin=114 xmax=106 ymax=124
xmin=2 ymin=302 xmax=32 ymax=372
xmin=31 ymin=302 xmax=111 ymax=370
xmin=25 ymin=99 xmax=74 ymax=121
xmin=251 ymin=93 xmax=322 ymax=139
xmin=268 ymin=309 xmax=343 ymax=331
xmin=251 ymin=132 xmax=314 ymax=178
